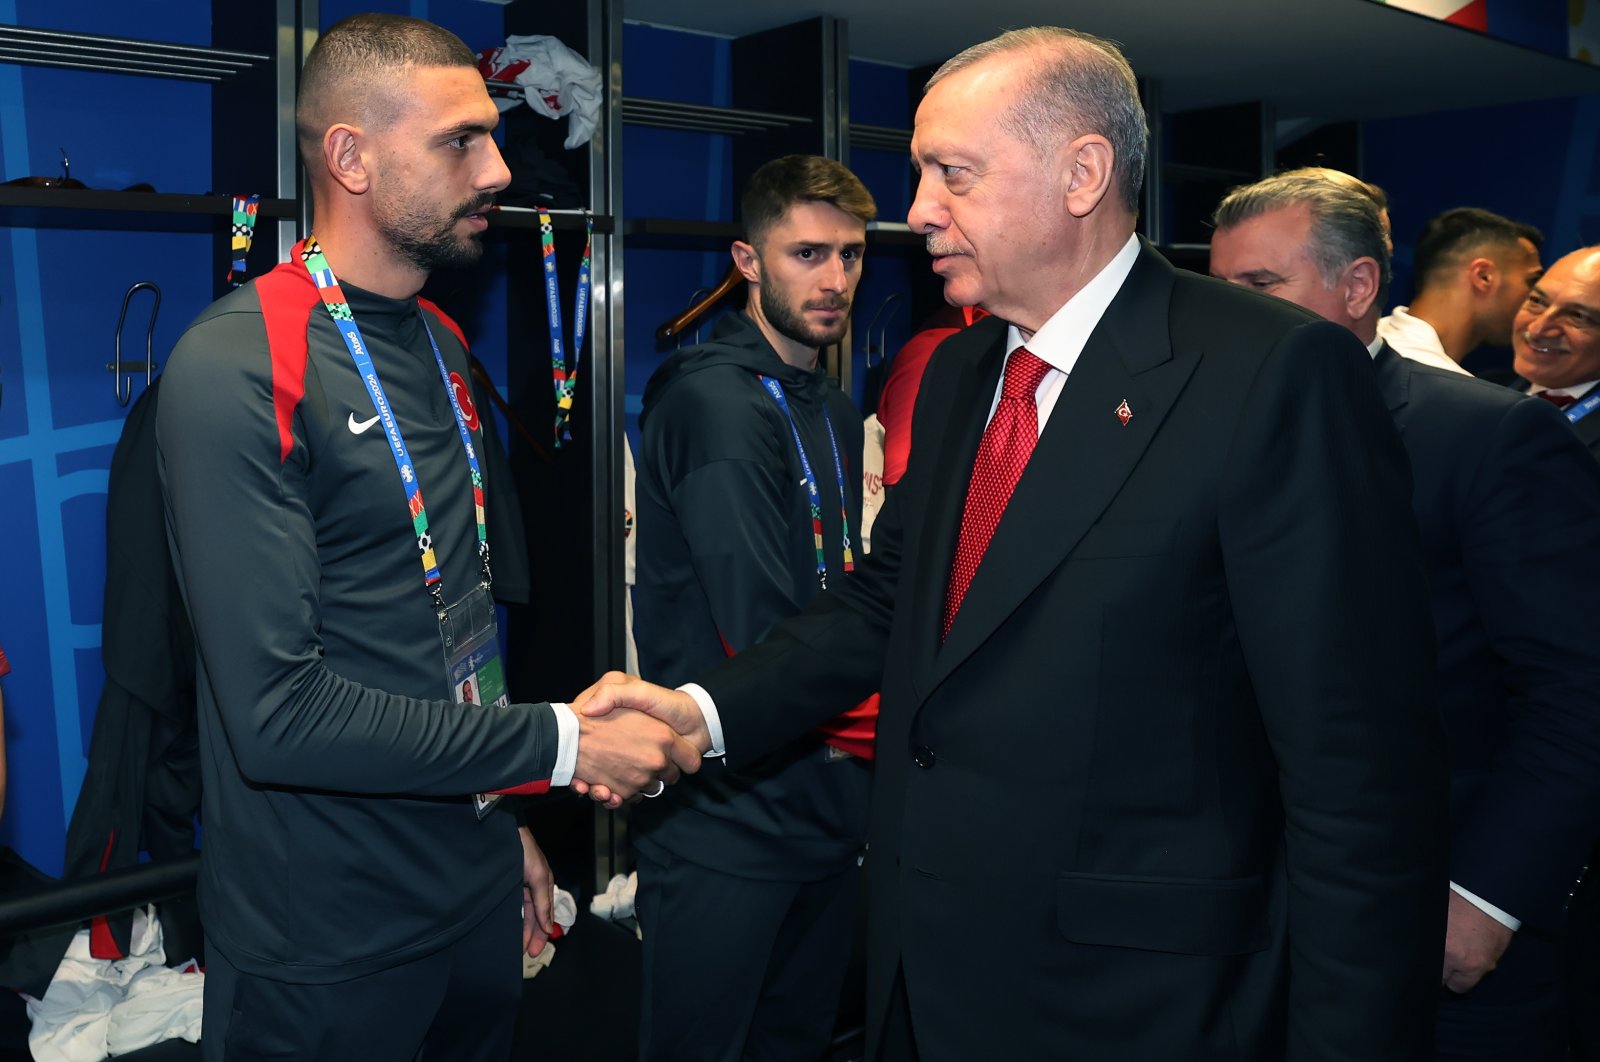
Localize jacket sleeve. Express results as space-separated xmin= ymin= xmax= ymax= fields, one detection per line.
xmin=156 ymin=307 xmax=558 ymax=796
xmin=1218 ymin=320 xmax=1448 ymax=1062
xmin=1449 ymin=396 xmax=1600 ymax=929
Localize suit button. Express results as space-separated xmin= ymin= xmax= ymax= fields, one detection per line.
xmin=912 ymin=745 xmax=935 ymax=769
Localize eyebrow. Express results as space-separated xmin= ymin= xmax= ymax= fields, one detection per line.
xmin=431 ymin=119 xmax=499 ymax=141
xmin=1229 ymin=269 xmax=1286 ymax=285
xmin=784 ymin=239 xmax=866 ymax=251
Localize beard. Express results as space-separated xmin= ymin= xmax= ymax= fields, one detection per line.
xmin=375 ymin=189 xmax=495 ymax=274
xmin=760 ymin=283 xmax=851 ymax=351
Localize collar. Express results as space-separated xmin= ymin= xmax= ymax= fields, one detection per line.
xmin=1366 ymin=335 xmax=1384 ymax=359
xmin=1004 ymin=233 xmax=1142 ymax=373
xmin=1529 ymin=379 xmax=1600 ymax=400
xmin=1376 ymin=306 xmax=1472 ymax=376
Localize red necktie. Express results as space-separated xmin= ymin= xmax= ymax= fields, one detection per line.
xmin=943 ymin=347 xmax=1053 ymax=638
xmin=1536 ymin=390 xmax=1578 ymax=410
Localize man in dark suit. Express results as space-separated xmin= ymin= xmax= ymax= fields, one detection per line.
xmin=1513 ymin=245 xmax=1600 ymax=1060
xmin=576 ymin=27 xmax=1448 ymax=1061
xmin=1513 ymin=246 xmax=1600 ymax=461
xmin=1211 ymin=170 xmax=1600 ymax=1062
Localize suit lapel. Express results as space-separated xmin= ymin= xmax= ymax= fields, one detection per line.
xmin=906 ymin=319 xmax=1009 ymax=692
xmin=927 ymin=244 xmax=1200 ymax=693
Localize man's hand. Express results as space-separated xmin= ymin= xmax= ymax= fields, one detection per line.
xmin=573 ymin=671 xmax=711 ymax=748
xmin=570 ymin=672 xmax=713 ymax=808
xmin=519 ymin=825 xmax=554 ymax=957
xmin=573 ymin=697 xmax=701 ymax=806
xmin=1442 ymin=887 xmax=1515 ymax=993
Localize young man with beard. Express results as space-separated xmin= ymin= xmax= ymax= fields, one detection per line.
xmin=1378 ymin=207 xmax=1544 ymax=377
xmin=156 ymin=14 xmax=697 ymax=1058
xmin=631 ymin=154 xmax=875 ymax=1062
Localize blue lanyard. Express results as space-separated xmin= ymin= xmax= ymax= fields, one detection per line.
xmin=542 ymin=209 xmax=593 ymax=447
xmin=1565 ymin=389 xmax=1600 ymax=425
xmin=756 ymin=374 xmax=855 ymax=590
xmin=301 ymin=238 xmax=489 ymax=612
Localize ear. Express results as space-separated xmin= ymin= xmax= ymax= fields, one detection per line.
xmin=731 ymin=240 xmax=762 ymax=286
xmin=1467 ymin=256 xmax=1497 ymax=294
xmin=1342 ymin=256 xmax=1382 ymax=320
xmin=1063 ymin=133 xmax=1115 ymax=219
xmin=322 ymin=125 xmax=370 ymax=196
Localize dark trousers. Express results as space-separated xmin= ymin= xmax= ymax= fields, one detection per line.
xmin=1436 ymin=928 xmax=1568 ymax=1062
xmin=635 ymin=846 xmax=859 ymax=1062
xmin=202 ymin=886 xmax=521 ymax=1061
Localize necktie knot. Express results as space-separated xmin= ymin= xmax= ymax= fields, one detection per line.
xmin=1001 ymin=347 xmax=1052 ymax=401
xmin=1536 ymin=390 xmax=1578 ymax=410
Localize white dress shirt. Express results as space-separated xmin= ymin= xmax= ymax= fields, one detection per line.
xmin=1376 ymin=306 xmax=1472 ymax=376
xmin=1528 ymin=379 xmax=1600 ymax=404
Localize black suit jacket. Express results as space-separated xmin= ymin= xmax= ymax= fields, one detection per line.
xmin=1514 ymin=378 xmax=1600 ymax=462
xmin=1377 ymin=347 xmax=1600 ymax=936
xmin=702 ymin=244 xmax=1449 ymax=1061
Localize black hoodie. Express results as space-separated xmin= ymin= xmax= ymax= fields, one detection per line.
xmin=634 ymin=312 xmax=870 ymax=879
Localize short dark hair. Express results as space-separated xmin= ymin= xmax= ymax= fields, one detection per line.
xmin=741 ymin=155 xmax=877 ymax=247
xmin=296 ymin=13 xmax=478 ymax=167
xmin=1412 ymin=207 xmax=1543 ymax=292
xmin=1213 ymin=171 xmax=1392 ymax=301
xmin=927 ymin=27 xmax=1148 ymax=214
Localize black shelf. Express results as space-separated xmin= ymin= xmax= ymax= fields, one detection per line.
xmin=620 ymin=217 xmax=739 ymax=247
xmin=622 ymin=216 xmax=927 ymax=250
xmin=0 ymin=187 xmax=296 ymax=232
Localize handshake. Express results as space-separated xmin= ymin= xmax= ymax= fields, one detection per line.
xmin=568 ymin=672 xmax=713 ymax=808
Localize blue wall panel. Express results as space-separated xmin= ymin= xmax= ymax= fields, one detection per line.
xmin=620 ymin=23 xmax=736 ymax=450
xmin=1365 ymin=95 xmax=1578 ymax=302
xmin=1 ymin=0 xmax=234 ymax=873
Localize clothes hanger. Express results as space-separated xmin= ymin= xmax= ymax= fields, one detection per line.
xmin=469 ymin=355 xmax=552 ymax=465
xmin=656 ymin=263 xmax=742 ymax=343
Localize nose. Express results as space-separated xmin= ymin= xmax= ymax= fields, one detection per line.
xmin=821 ymin=254 xmax=848 ymax=293
xmin=907 ymin=168 xmax=944 ymax=235
xmin=479 ymin=136 xmax=512 ymax=195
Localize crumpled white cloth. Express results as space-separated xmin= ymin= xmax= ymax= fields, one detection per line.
xmin=522 ymin=885 xmax=578 ymax=980
xmin=477 ymin=34 xmax=603 ymax=149
xmin=588 ymin=872 xmax=637 ymax=921
xmin=25 ymin=906 xmax=203 ymax=1061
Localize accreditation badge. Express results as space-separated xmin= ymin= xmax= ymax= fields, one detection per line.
xmin=439 ymin=582 xmax=511 ymax=819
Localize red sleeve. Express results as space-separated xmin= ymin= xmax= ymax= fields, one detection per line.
xmin=0 ymin=643 xmax=10 ymax=677
xmin=877 ymin=327 xmax=957 ymax=485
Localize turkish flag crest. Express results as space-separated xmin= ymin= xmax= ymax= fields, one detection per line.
xmin=449 ymin=371 xmax=480 ymax=432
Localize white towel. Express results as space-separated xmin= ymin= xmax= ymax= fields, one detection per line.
xmin=25 ymin=907 xmax=203 ymax=1062
xmin=477 ymin=35 xmax=604 ymax=149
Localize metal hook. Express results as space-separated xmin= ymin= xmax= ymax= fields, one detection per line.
xmin=863 ymin=292 xmax=904 ymax=367
xmin=58 ymin=147 xmax=70 ymax=183
xmin=110 ymin=281 xmax=161 ymax=406
xmin=677 ymin=286 xmax=713 ymax=349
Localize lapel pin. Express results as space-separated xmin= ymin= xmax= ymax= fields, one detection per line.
xmin=1115 ymin=398 xmax=1133 ymax=426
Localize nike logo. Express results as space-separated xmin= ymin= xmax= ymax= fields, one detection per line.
xmin=348 ymin=412 xmax=381 ymax=435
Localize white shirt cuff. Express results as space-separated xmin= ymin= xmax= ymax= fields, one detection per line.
xmin=1450 ymin=881 xmax=1521 ymax=931
xmin=678 ymin=683 xmax=726 ymax=757
xmin=549 ymin=702 xmax=578 ymax=786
